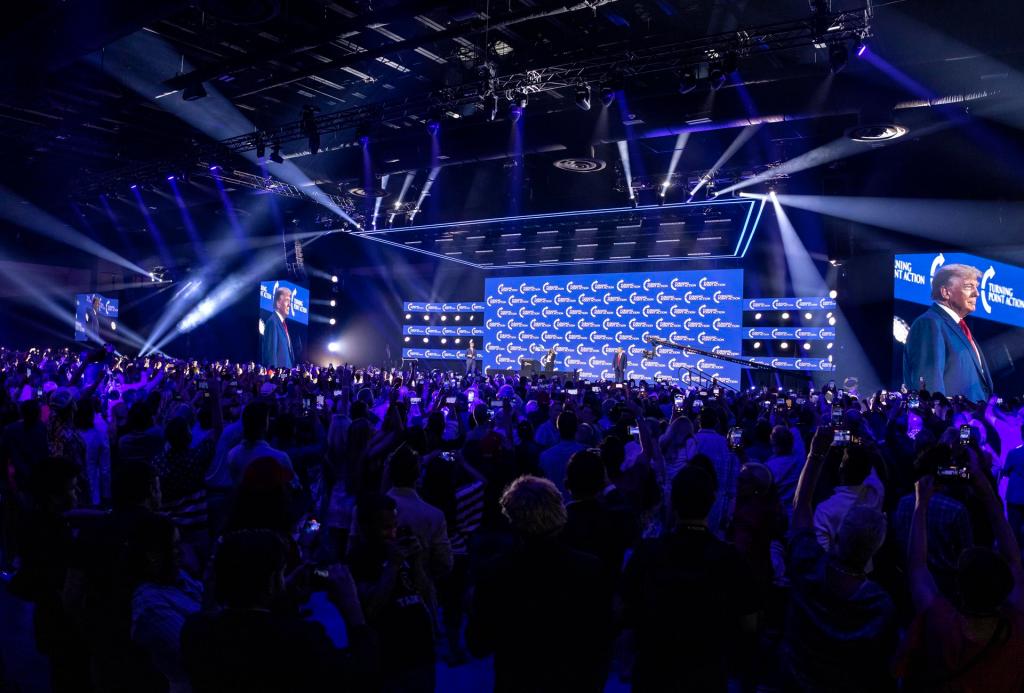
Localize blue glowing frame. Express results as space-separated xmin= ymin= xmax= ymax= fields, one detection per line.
xmin=349 ymin=198 xmax=768 ymax=271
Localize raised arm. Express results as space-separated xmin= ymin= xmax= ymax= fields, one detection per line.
xmin=967 ymin=450 xmax=1024 ymax=608
xmin=791 ymin=425 xmax=832 ymax=531
xmin=908 ymin=475 xmax=939 ymax=612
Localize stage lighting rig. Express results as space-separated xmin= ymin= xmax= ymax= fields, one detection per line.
xmin=483 ymin=93 xmax=499 ymax=121
xmin=255 ymin=132 xmax=266 ymax=161
xmin=301 ymin=105 xmax=320 ymax=155
xmin=599 ymin=85 xmax=615 ymax=107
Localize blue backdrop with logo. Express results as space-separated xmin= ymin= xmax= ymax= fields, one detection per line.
xmin=895 ymin=252 xmax=1024 ymax=328
xmin=482 ymin=270 xmax=744 ymax=385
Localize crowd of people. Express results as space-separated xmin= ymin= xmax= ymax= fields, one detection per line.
xmin=2 ymin=342 xmax=1024 ymax=692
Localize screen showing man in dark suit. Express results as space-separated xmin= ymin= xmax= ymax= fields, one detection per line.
xmin=904 ymin=263 xmax=994 ymax=401
xmin=258 ymin=281 xmax=309 ymax=368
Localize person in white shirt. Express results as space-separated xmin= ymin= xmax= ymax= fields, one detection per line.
xmin=813 ymin=445 xmax=886 ymax=555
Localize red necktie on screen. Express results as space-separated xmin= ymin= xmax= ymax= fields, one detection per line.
xmin=959 ymin=319 xmax=981 ymax=365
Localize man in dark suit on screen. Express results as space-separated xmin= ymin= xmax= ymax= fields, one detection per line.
xmin=85 ymin=295 xmax=102 ymax=343
xmin=260 ymin=286 xmax=295 ymax=368
xmin=904 ymin=263 xmax=993 ymax=402
xmin=613 ymin=346 xmax=627 ymax=384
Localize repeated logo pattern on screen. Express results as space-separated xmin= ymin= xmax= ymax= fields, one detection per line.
xmin=483 ymin=270 xmax=744 ymax=385
xmin=895 ymin=252 xmax=1024 ymax=328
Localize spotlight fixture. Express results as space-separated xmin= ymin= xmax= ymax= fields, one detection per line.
xmin=509 ymin=104 xmax=524 ymax=123
xmin=780 ymin=342 xmax=789 ymax=350
xmin=781 ymin=312 xmax=790 ymax=320
xmin=678 ymin=70 xmax=698 ymax=95
xmin=709 ymin=67 xmax=727 ymax=91
xmin=404 ymin=336 xmax=411 ymax=343
xmin=574 ymin=83 xmax=591 ymax=111
xmin=828 ymin=317 xmax=837 ymax=326
xmin=422 ymin=337 xmax=429 ymax=344
xmin=454 ymin=315 xmax=461 ymax=322
xmin=182 ymin=82 xmax=207 ymax=101
xmin=846 ymin=122 xmax=908 ymax=143
xmin=329 ymin=318 xmax=336 ymax=326
xmin=754 ymin=312 xmax=762 ymax=321
xmin=856 ymin=41 xmax=868 ymax=57
xmin=440 ymin=338 xmax=448 ymax=345
xmin=514 ymin=92 xmax=528 ymax=109
xmin=426 ymin=106 xmax=443 ymax=135
xmin=753 ymin=341 xmax=762 ymax=350
xmin=110 ymin=321 xmax=117 ymax=331
xmin=331 ymin=275 xmax=338 ymax=283
xmin=255 ymin=132 xmax=266 ymax=160
xmin=803 ymin=342 xmax=811 ymax=351
xmin=440 ymin=315 xmax=447 ymax=322
xmin=484 ymin=93 xmax=499 ymax=121
xmin=405 ymin=313 xmax=412 ymax=320
xmin=330 ymin=299 xmax=336 ymax=307
xmin=828 ymin=289 xmax=838 ymax=299
xmin=826 ymin=342 xmax=834 ymax=350
xmin=454 ymin=338 xmax=461 ymax=345
xmin=599 ymin=85 xmax=615 ymax=107
xmin=826 ymin=312 xmax=834 ymax=319
xmin=270 ymin=140 xmax=284 ymax=164
xmin=423 ymin=314 xmax=430 ymax=321
xmin=829 ymin=43 xmax=849 ymax=73
xmin=804 ymin=312 xmax=813 ymax=320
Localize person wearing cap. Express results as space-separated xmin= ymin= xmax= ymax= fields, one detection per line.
xmin=782 ymin=426 xmax=896 ymax=691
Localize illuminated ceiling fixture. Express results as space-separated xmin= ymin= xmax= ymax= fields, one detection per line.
xmin=574 ymin=83 xmax=591 ymax=111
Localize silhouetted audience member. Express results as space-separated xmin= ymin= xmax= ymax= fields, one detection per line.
xmin=181 ymin=529 xmax=367 ymax=692
xmin=624 ymin=464 xmax=759 ymax=691
xmin=467 ymin=475 xmax=611 ymax=692
xmin=783 ymin=427 xmax=897 ymax=692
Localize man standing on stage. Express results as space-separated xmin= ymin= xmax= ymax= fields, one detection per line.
xmin=904 ymin=263 xmax=993 ymax=402
xmin=466 ymin=339 xmax=477 ymax=374
xmin=613 ymin=346 xmax=628 ymax=384
xmin=260 ymin=286 xmax=295 ymax=368
xmin=85 ymin=295 xmax=102 ymax=343
xmin=543 ymin=345 xmax=558 ymax=374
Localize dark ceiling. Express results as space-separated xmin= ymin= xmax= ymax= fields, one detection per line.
xmin=1 ymin=0 xmax=1023 ymax=271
